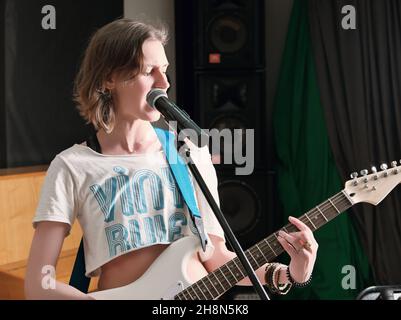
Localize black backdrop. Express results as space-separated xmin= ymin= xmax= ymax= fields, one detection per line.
xmin=0 ymin=0 xmax=123 ymax=168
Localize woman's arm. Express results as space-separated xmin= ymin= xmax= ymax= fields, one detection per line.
xmin=24 ymin=221 xmax=94 ymax=300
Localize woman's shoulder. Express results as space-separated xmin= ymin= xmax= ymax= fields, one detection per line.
xmin=52 ymin=142 xmax=91 ymax=165
xmin=43 ymin=143 xmax=94 ymax=180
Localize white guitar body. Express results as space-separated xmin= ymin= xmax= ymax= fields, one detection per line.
xmin=88 ymin=236 xmax=201 ymax=300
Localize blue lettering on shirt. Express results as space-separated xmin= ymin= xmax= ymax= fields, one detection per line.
xmin=92 ymin=166 xmax=195 ymax=258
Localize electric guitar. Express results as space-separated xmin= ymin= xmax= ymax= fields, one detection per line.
xmin=89 ymin=163 xmax=401 ymax=300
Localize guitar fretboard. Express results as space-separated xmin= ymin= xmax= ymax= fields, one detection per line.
xmin=175 ymin=190 xmax=353 ymax=300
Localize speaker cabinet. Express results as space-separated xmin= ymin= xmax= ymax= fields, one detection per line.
xmin=176 ymin=0 xmax=266 ymax=167
xmin=193 ymin=0 xmax=265 ymax=69
xmin=216 ymin=168 xmax=277 ymax=249
xmin=195 ymin=69 xmax=266 ymax=167
xmin=216 ymin=168 xmax=279 ymax=300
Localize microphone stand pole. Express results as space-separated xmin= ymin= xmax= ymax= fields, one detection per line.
xmin=160 ymin=119 xmax=270 ymax=301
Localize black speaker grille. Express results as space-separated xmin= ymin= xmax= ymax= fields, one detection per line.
xmin=218 ymin=180 xmax=261 ymax=235
xmin=216 ymin=169 xmax=278 ymax=249
xmin=209 ymin=14 xmax=247 ymax=53
xmin=193 ymin=0 xmax=265 ymax=69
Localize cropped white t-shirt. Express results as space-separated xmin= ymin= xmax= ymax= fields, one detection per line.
xmin=33 ymin=141 xmax=225 ymax=277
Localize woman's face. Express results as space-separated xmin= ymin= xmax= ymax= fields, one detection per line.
xmin=110 ymin=39 xmax=170 ymax=122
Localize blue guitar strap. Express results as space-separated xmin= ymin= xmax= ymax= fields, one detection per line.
xmin=153 ymin=127 xmax=208 ymax=252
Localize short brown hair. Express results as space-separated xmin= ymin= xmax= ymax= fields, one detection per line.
xmin=73 ymin=18 xmax=168 ymax=133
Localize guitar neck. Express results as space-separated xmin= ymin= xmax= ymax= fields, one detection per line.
xmin=175 ymin=190 xmax=354 ymax=300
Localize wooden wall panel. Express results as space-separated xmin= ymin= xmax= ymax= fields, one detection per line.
xmin=0 ymin=167 xmax=96 ymax=299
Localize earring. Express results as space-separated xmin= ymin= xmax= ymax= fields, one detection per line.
xmin=96 ymin=88 xmax=112 ymax=103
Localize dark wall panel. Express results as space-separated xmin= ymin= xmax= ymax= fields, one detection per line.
xmin=1 ymin=0 xmax=123 ymax=168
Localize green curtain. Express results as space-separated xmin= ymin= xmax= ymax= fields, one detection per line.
xmin=273 ymin=0 xmax=373 ymax=299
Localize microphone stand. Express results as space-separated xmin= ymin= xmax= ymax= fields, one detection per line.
xmin=159 ymin=119 xmax=270 ymax=301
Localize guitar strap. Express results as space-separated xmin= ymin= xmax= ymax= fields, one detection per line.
xmin=153 ymin=127 xmax=208 ymax=252
xmin=69 ymin=128 xmax=207 ymax=293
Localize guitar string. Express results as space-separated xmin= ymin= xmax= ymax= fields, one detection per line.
xmin=251 ymin=192 xmax=351 ymax=262
xmin=176 ymin=192 xmax=350 ymax=300
xmin=226 ymin=192 xmax=349 ymax=270
xmin=234 ymin=193 xmax=351 ymax=278
xmin=231 ymin=194 xmax=350 ymax=275
xmin=180 ymin=171 xmax=396 ymax=300
xmin=176 ymin=191 xmax=352 ymax=300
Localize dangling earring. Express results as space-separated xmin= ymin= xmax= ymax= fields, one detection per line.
xmin=96 ymin=88 xmax=113 ymax=103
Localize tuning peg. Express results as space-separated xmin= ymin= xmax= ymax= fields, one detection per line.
xmin=391 ymin=161 xmax=398 ymax=174
xmin=360 ymin=169 xmax=368 ymax=183
xmin=381 ymin=163 xmax=388 ymax=177
xmin=350 ymin=172 xmax=358 ymax=185
xmin=371 ymin=166 xmax=378 ymax=180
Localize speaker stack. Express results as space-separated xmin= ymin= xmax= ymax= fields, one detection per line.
xmin=0 ymin=0 xmax=123 ymax=168
xmin=175 ymin=0 xmax=278 ymax=254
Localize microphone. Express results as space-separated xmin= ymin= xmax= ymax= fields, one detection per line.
xmin=146 ymin=88 xmax=209 ymax=148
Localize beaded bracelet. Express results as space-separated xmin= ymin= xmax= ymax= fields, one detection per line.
xmin=272 ymin=265 xmax=292 ymax=295
xmin=286 ymin=266 xmax=312 ymax=288
xmin=266 ymin=264 xmax=279 ymax=292
xmin=264 ymin=263 xmax=292 ymax=295
xmin=265 ymin=264 xmax=280 ymax=294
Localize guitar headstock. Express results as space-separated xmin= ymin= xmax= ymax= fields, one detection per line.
xmin=344 ymin=161 xmax=401 ymax=205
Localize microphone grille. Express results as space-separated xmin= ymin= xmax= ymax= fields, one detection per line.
xmin=146 ymin=89 xmax=168 ymax=108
